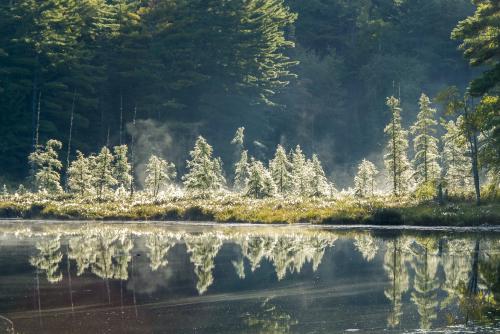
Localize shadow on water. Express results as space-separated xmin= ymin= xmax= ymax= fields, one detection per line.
xmin=0 ymin=221 xmax=499 ymax=333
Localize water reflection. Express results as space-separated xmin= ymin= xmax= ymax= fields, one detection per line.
xmin=0 ymin=222 xmax=499 ymax=333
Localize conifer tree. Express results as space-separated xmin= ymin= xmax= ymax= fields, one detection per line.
xmin=354 ymin=159 xmax=378 ymax=197
xmin=269 ymin=144 xmax=292 ymax=195
xmin=246 ymin=160 xmax=276 ymax=198
xmin=183 ymin=136 xmax=225 ymax=196
xmin=28 ymin=139 xmax=63 ymax=193
xmin=113 ymin=145 xmax=132 ymax=190
xmin=384 ymin=97 xmax=412 ymax=196
xmin=441 ymin=117 xmax=473 ymax=194
xmin=290 ymin=145 xmax=309 ymax=196
xmin=309 ymin=154 xmax=329 ymax=197
xmin=67 ymin=151 xmax=95 ymax=197
xmin=93 ymin=147 xmax=117 ymax=200
xmin=411 ymin=94 xmax=441 ymax=188
xmin=231 ymin=127 xmax=245 ymax=151
xmin=234 ymin=150 xmax=250 ymax=192
xmin=145 ymin=155 xmax=176 ymax=200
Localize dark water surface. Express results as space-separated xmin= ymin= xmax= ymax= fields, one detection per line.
xmin=0 ymin=221 xmax=499 ymax=333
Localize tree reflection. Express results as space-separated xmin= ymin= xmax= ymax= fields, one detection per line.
xmin=409 ymin=237 xmax=440 ymax=330
xmin=242 ymin=297 xmax=298 ymax=333
xmin=354 ymin=232 xmax=379 ymax=262
xmin=30 ymin=235 xmax=63 ymax=283
xmin=383 ymin=235 xmax=411 ymax=328
xmin=185 ymin=232 xmax=223 ymax=295
xmin=146 ymin=232 xmax=178 ymax=271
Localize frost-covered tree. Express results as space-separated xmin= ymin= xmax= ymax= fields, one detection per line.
xmin=67 ymin=151 xmax=95 ymax=197
xmin=234 ymin=150 xmax=250 ymax=191
xmin=309 ymin=154 xmax=329 ymax=197
xmin=354 ymin=159 xmax=378 ymax=197
xmin=145 ymin=155 xmax=176 ymax=200
xmin=246 ymin=160 xmax=276 ymax=198
xmin=183 ymin=136 xmax=225 ymax=196
xmin=2 ymin=184 xmax=8 ymax=197
xmin=384 ymin=97 xmax=412 ymax=196
xmin=113 ymin=145 xmax=132 ymax=190
xmin=28 ymin=139 xmax=63 ymax=193
xmin=290 ymin=145 xmax=310 ymax=196
xmin=269 ymin=144 xmax=292 ymax=195
xmin=441 ymin=117 xmax=473 ymax=194
xmin=411 ymin=94 xmax=441 ymax=188
xmin=93 ymin=147 xmax=117 ymax=200
xmin=231 ymin=127 xmax=245 ymax=150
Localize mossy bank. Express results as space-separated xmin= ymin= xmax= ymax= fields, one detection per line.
xmin=0 ymin=195 xmax=498 ymax=226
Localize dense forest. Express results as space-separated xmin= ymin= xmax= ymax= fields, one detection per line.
xmin=0 ymin=0 xmax=482 ymax=187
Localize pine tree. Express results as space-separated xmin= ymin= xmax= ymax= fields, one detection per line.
xmin=113 ymin=145 xmax=132 ymax=190
xmin=183 ymin=136 xmax=225 ymax=196
xmin=269 ymin=144 xmax=292 ymax=195
xmin=290 ymin=145 xmax=310 ymax=197
xmin=93 ymin=146 xmax=117 ymax=200
xmin=441 ymin=116 xmax=473 ymax=194
xmin=384 ymin=96 xmax=412 ymax=196
xmin=67 ymin=151 xmax=95 ymax=197
xmin=354 ymin=159 xmax=378 ymax=197
xmin=144 ymin=155 xmax=176 ymax=200
xmin=28 ymin=139 xmax=63 ymax=193
xmin=411 ymin=94 xmax=441 ymax=188
xmin=231 ymin=127 xmax=245 ymax=150
xmin=309 ymin=154 xmax=329 ymax=197
xmin=234 ymin=150 xmax=250 ymax=191
xmin=246 ymin=160 xmax=276 ymax=198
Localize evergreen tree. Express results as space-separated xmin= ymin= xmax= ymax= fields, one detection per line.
xmin=234 ymin=150 xmax=250 ymax=192
xmin=354 ymin=159 xmax=378 ymax=197
xmin=411 ymin=94 xmax=441 ymax=188
xmin=183 ymin=136 xmax=225 ymax=196
xmin=145 ymin=155 xmax=176 ymax=200
xmin=308 ymin=154 xmax=329 ymax=197
xmin=67 ymin=151 xmax=95 ymax=197
xmin=28 ymin=139 xmax=63 ymax=193
xmin=246 ymin=160 xmax=276 ymax=198
xmin=290 ymin=145 xmax=309 ymax=197
xmin=113 ymin=145 xmax=132 ymax=190
xmin=384 ymin=97 xmax=412 ymax=196
xmin=93 ymin=146 xmax=117 ymax=200
xmin=269 ymin=144 xmax=292 ymax=195
xmin=231 ymin=127 xmax=245 ymax=151
xmin=441 ymin=117 xmax=473 ymax=194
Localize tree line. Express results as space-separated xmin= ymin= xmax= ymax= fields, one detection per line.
xmin=3 ymin=90 xmax=495 ymax=203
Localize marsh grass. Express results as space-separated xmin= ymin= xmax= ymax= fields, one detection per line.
xmin=0 ymin=192 xmax=498 ymax=226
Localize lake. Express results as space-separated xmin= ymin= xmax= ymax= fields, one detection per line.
xmin=0 ymin=221 xmax=498 ymax=333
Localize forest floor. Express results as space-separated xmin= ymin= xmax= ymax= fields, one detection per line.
xmin=0 ymin=195 xmax=498 ymax=226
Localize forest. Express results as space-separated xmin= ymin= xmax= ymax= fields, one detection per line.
xmin=0 ymin=0 xmax=499 ymax=224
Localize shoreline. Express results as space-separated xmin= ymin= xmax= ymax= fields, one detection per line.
xmin=1 ymin=197 xmax=498 ymax=227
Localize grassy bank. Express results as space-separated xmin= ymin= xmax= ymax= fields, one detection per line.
xmin=0 ymin=194 xmax=498 ymax=226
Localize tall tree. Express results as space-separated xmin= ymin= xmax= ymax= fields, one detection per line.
xmin=384 ymin=96 xmax=412 ymax=196
xmin=411 ymin=93 xmax=441 ymax=187
xmin=269 ymin=144 xmax=292 ymax=195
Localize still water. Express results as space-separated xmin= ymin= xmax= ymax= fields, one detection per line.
xmin=0 ymin=221 xmax=498 ymax=333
